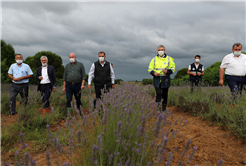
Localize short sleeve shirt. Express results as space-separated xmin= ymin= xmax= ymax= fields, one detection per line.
xmin=220 ymin=53 xmax=246 ymax=76
xmin=8 ymin=63 xmax=33 ymax=83
xmin=188 ymin=64 xmax=204 ymax=71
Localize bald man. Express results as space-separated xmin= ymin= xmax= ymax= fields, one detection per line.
xmin=63 ymin=53 xmax=86 ymax=114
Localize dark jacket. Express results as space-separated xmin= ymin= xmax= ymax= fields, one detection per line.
xmin=189 ymin=63 xmax=203 ymax=81
xmin=94 ymin=61 xmax=112 ymax=87
xmin=36 ymin=65 xmax=56 ymax=91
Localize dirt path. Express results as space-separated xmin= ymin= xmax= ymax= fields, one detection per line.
xmin=1 ymin=107 xmax=246 ymax=166
xmin=164 ymin=106 xmax=246 ymax=166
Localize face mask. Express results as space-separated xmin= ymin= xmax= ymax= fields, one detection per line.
xmin=42 ymin=63 xmax=47 ymax=66
xmin=16 ymin=60 xmax=23 ymax=64
xmin=195 ymin=59 xmax=200 ymax=63
xmin=99 ymin=57 xmax=105 ymax=62
xmin=70 ymin=58 xmax=75 ymax=63
xmin=234 ymin=51 xmax=241 ymax=56
xmin=158 ymin=51 xmax=165 ymax=56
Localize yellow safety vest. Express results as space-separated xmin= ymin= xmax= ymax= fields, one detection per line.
xmin=148 ymin=55 xmax=175 ymax=76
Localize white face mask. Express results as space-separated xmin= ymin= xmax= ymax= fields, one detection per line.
xmin=99 ymin=57 xmax=105 ymax=62
xmin=42 ymin=63 xmax=47 ymax=66
xmin=70 ymin=58 xmax=75 ymax=63
xmin=16 ymin=60 xmax=23 ymax=64
xmin=158 ymin=51 xmax=165 ymax=56
xmin=195 ymin=59 xmax=200 ymax=63
xmin=234 ymin=51 xmax=241 ymax=56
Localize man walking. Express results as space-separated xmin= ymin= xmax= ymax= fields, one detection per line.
xmin=36 ymin=56 xmax=56 ymax=115
xmin=219 ymin=43 xmax=246 ymax=100
xmin=8 ymin=54 xmax=33 ymax=116
xmin=63 ymin=53 xmax=86 ymax=114
xmin=187 ymin=55 xmax=204 ymax=93
xmin=148 ymin=45 xmax=175 ymax=112
xmin=88 ymin=51 xmax=115 ymax=107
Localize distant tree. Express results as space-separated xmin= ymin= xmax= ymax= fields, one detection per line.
xmin=115 ymin=79 xmax=123 ymax=85
xmin=1 ymin=40 xmax=16 ymax=83
xmin=142 ymin=78 xmax=153 ymax=85
xmin=203 ymin=61 xmax=223 ymax=86
xmin=174 ymin=68 xmax=188 ymax=80
xmin=24 ymin=51 xmax=65 ymax=85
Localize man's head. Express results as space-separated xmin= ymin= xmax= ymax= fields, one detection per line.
xmin=195 ymin=55 xmax=201 ymax=63
xmin=15 ymin=54 xmax=23 ymax=64
xmin=232 ymin=43 xmax=242 ymax=56
xmin=157 ymin=45 xmax=165 ymax=56
xmin=69 ymin=53 xmax=76 ymax=63
xmin=98 ymin=51 xmax=106 ymax=62
xmin=40 ymin=56 xmax=48 ymax=67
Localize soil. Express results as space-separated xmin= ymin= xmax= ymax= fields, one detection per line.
xmin=1 ymin=106 xmax=246 ymax=166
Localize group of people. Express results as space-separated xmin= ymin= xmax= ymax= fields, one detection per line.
xmin=148 ymin=43 xmax=245 ymax=112
xmin=7 ymin=42 xmax=244 ymax=116
xmin=8 ymin=52 xmax=115 ymax=116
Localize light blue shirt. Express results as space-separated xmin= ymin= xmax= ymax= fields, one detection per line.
xmin=8 ymin=63 xmax=33 ymax=84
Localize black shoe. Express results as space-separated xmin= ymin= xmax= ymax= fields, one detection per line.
xmin=10 ymin=112 xmax=17 ymax=116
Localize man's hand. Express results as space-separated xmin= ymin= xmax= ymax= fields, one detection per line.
xmin=88 ymin=84 xmax=91 ymax=89
xmin=63 ymin=87 xmax=66 ymax=93
xmin=219 ymin=79 xmax=224 ymax=86
xmin=162 ymin=70 xmax=167 ymax=74
xmin=13 ymin=77 xmax=23 ymax=82
xmin=81 ymin=84 xmax=85 ymax=90
xmin=193 ymin=73 xmax=197 ymax=76
xmin=112 ymin=84 xmax=114 ymax=89
xmin=197 ymin=73 xmax=201 ymax=76
xmin=154 ymin=72 xmax=159 ymax=77
xmin=39 ymin=76 xmax=43 ymax=80
xmin=53 ymin=88 xmax=56 ymax=92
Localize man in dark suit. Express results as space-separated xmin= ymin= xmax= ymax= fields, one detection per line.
xmin=36 ymin=56 xmax=56 ymax=115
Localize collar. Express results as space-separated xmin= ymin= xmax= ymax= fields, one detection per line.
xmin=98 ymin=60 xmax=106 ymax=65
xmin=157 ymin=53 xmax=167 ymax=58
xmin=16 ymin=63 xmax=23 ymax=67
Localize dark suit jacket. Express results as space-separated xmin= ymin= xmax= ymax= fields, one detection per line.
xmin=36 ymin=65 xmax=56 ymax=91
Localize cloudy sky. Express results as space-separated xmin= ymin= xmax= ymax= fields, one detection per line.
xmin=1 ymin=1 xmax=245 ymax=81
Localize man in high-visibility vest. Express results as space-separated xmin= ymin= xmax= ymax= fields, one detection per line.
xmin=148 ymin=45 xmax=175 ymax=112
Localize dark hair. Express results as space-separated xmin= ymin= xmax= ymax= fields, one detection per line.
xmin=98 ymin=51 xmax=106 ymax=56
xmin=232 ymin=43 xmax=242 ymax=49
xmin=15 ymin=54 xmax=23 ymax=58
xmin=195 ymin=55 xmax=201 ymax=59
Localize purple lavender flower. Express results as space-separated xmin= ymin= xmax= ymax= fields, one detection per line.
xmin=15 ymin=151 xmax=21 ymax=166
xmin=46 ymin=124 xmax=52 ymax=138
xmin=77 ymin=131 xmax=82 ymax=146
xmin=182 ymin=139 xmax=191 ymax=156
xmin=147 ymin=161 xmax=151 ymax=166
xmin=188 ymin=146 xmax=198 ymax=161
xmin=46 ymin=149 xmax=51 ymax=166
xmin=125 ymin=157 xmax=131 ymax=166
xmin=92 ymin=145 xmax=98 ymax=165
xmin=19 ymin=132 xmax=27 ymax=149
xmin=2 ymin=162 xmax=9 ymax=166
xmin=182 ymin=120 xmax=188 ymax=127
xmin=177 ymin=160 xmax=183 ymax=166
xmin=217 ymin=159 xmax=223 ymax=166
xmin=24 ymin=152 xmax=30 ymax=166
xmin=109 ymin=154 xmax=113 ymax=165
xmin=179 ymin=117 xmax=184 ymax=126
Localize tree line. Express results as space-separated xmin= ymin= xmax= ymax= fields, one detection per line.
xmin=1 ymin=39 xmax=123 ymax=86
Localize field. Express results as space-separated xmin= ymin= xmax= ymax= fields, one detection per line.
xmin=1 ymin=82 xmax=246 ymax=166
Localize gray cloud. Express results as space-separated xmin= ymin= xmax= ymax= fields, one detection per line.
xmin=2 ymin=2 xmax=245 ymax=81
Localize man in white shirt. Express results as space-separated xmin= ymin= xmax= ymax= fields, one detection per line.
xmin=187 ymin=55 xmax=204 ymax=93
xmin=219 ymin=43 xmax=246 ymax=99
xmin=88 ymin=51 xmax=115 ymax=109
xmin=36 ymin=56 xmax=56 ymax=115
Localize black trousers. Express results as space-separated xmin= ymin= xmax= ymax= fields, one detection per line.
xmin=40 ymin=83 xmax=52 ymax=109
xmin=190 ymin=80 xmax=201 ymax=93
xmin=94 ymin=85 xmax=111 ymax=108
xmin=155 ymin=83 xmax=169 ymax=106
xmin=10 ymin=83 xmax=29 ymax=115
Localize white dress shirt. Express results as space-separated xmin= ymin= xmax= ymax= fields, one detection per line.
xmin=40 ymin=66 xmax=51 ymax=84
xmin=88 ymin=61 xmax=115 ymax=85
xmin=220 ymin=53 xmax=246 ymax=76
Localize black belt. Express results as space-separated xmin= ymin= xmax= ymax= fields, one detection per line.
xmin=67 ymin=82 xmax=81 ymax=85
xmin=226 ymin=75 xmax=245 ymax=78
